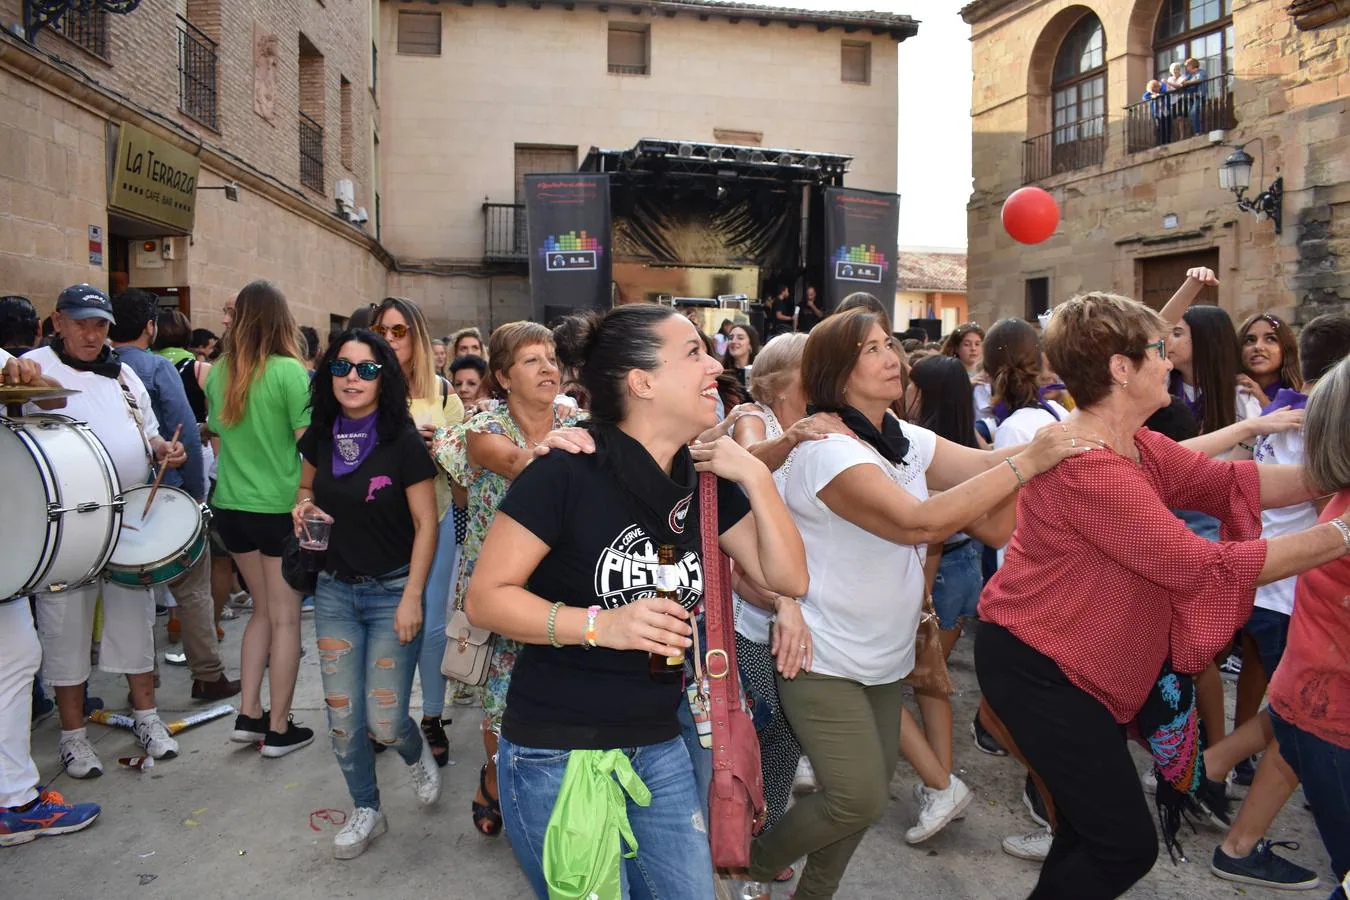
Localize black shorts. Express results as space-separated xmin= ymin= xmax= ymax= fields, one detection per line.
xmin=212 ymin=507 xmax=292 ymax=558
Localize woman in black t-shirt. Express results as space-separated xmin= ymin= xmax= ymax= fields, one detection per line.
xmin=291 ymin=329 xmax=442 ymax=861
xmin=466 ymin=305 xmax=808 ymax=899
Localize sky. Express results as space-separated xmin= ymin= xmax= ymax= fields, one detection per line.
xmin=765 ymin=0 xmax=974 ymax=250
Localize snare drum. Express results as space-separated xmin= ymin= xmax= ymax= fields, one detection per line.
xmin=0 ymin=415 xmax=123 ymax=600
xmin=106 ymin=484 xmax=210 ymax=588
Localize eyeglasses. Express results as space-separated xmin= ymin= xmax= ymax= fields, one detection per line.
xmin=1142 ymin=339 xmax=1167 ymax=360
xmin=372 ymin=323 xmax=409 ymax=340
xmin=329 ymin=359 xmax=383 ymax=381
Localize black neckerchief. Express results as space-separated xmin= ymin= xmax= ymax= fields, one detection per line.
xmin=51 ymin=335 xmax=122 ymax=379
xmin=809 ymin=403 xmax=910 ymax=466
xmin=594 ymin=423 xmax=697 ymax=546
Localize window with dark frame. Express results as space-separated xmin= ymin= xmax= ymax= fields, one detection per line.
xmin=298 ymin=34 xmax=326 ymax=193
xmin=397 ymin=11 xmax=441 ymax=56
xmin=339 ymin=76 xmax=354 ymax=170
xmin=1154 ymin=0 xmax=1232 ymax=81
xmin=1025 ymin=277 xmax=1050 ymax=321
xmin=53 ymin=8 xmax=108 ymax=59
xmin=607 ymin=23 xmax=649 ymax=75
xmin=177 ymin=15 xmax=218 ymax=130
xmin=841 ymin=41 xmax=871 ymax=85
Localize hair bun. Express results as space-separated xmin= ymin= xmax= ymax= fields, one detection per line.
xmin=552 ymin=310 xmax=603 ymax=370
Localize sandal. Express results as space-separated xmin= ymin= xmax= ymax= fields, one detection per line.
xmin=420 ymin=717 xmax=450 ymax=768
xmin=473 ymin=763 xmax=503 ymax=836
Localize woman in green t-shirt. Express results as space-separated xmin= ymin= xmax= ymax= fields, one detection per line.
xmin=205 ymin=280 xmax=314 ymax=758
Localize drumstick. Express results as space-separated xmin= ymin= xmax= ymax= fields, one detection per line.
xmin=141 ymin=423 xmax=183 ymax=521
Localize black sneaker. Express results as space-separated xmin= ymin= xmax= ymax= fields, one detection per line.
xmin=1233 ymin=755 xmax=1257 ymax=787
xmin=1193 ymin=777 xmax=1232 ymax=829
xmin=1022 ymin=774 xmax=1050 ymax=828
xmin=261 ymin=717 xmax=314 ymax=758
xmin=230 ymin=711 xmax=269 ymax=744
xmin=1210 ymin=840 xmax=1320 ymax=890
xmin=971 ymin=714 xmax=1008 ymax=757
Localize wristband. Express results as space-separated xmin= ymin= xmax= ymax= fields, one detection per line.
xmin=1005 ymin=456 xmax=1027 ymax=487
xmin=546 ymin=601 xmax=564 ymax=649
xmin=1237 ymin=440 xmax=1255 ymax=453
xmin=1330 ymin=517 xmax=1350 ymax=553
xmin=583 ymin=605 xmax=600 ymax=649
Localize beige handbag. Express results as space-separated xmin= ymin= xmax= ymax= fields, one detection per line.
xmin=441 ymin=600 xmax=493 ymax=685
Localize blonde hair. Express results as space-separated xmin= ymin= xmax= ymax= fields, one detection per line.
xmin=1303 ymin=356 xmax=1350 ymax=493
xmin=451 ymin=327 xmax=484 ymax=357
xmin=374 ymin=296 xmax=438 ymax=401
xmin=218 ymin=280 xmax=301 ymax=426
xmin=1147 ymin=79 xmax=1161 ymax=93
xmin=748 ymin=333 xmax=807 ymax=405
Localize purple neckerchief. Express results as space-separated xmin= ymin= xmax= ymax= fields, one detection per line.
xmin=1169 ymin=370 xmax=1204 ymax=425
xmin=333 ymin=411 xmax=378 ymax=477
xmin=1260 ymin=387 xmax=1307 ymax=416
xmin=992 ymin=394 xmax=1063 ymax=427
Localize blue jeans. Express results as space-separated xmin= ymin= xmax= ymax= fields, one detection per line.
xmin=1175 ymin=508 xmax=1220 ymax=541
xmin=932 ymin=540 xmax=982 ymax=629
xmin=315 ymin=569 xmax=424 ymax=810
xmin=1271 ymin=709 xmax=1350 ymax=899
xmin=420 ymin=514 xmax=456 ymax=718
xmin=677 ymin=691 xmax=712 ymax=822
xmin=1244 ymin=607 xmax=1290 ymax=677
xmin=498 ymin=734 xmax=714 ymax=900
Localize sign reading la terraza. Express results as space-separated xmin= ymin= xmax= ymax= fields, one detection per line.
xmin=109 ymin=122 xmax=200 ymax=233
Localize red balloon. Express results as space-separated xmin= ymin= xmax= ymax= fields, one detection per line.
xmin=1001 ymin=187 xmax=1060 ymax=244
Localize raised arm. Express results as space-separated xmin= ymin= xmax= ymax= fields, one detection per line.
xmin=1158 ymin=267 xmax=1219 ymax=326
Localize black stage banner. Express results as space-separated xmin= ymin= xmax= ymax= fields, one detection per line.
xmin=822 ymin=187 xmax=899 ymax=312
xmin=525 ymin=174 xmax=612 ymax=324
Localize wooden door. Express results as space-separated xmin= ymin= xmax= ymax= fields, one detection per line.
xmin=513 ymin=145 xmax=577 ymax=253
xmin=1139 ymin=248 xmax=1219 ymax=310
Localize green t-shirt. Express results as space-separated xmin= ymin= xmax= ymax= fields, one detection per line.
xmin=205 ymin=355 xmax=311 ymax=513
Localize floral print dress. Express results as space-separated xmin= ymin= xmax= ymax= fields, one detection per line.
xmin=433 ymin=402 xmax=581 ymax=732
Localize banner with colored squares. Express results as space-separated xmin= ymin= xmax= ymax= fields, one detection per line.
xmin=524 ymin=173 xmax=612 ymax=323
xmin=823 ymin=187 xmax=899 ymax=303
xmin=831 ymin=244 xmax=890 ymax=272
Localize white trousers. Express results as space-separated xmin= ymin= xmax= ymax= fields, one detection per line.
xmin=0 ymin=600 xmax=41 ymax=808
xmin=34 ymin=580 xmax=155 ymax=687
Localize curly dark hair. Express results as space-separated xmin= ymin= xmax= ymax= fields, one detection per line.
xmin=310 ymin=329 xmax=413 ymax=443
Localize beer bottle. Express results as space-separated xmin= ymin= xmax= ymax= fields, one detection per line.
xmin=648 ymin=544 xmax=685 ymax=681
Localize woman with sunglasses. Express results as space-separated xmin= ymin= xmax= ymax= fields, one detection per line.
xmin=293 ymin=329 xmax=442 ymax=859
xmin=370 ymin=298 xmax=464 ymax=767
xmin=432 ymin=321 xmax=583 ymax=837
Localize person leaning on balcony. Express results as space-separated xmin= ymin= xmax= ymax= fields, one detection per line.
xmin=1183 ymin=57 xmax=1209 ymax=134
xmin=1143 ymin=79 xmax=1172 ymax=146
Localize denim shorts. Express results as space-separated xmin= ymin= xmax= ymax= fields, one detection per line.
xmin=933 ymin=540 xmax=983 ymax=629
xmin=1244 ymin=607 xmax=1290 ymax=677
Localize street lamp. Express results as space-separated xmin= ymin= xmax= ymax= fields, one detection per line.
xmin=1220 ymin=143 xmax=1282 ymax=234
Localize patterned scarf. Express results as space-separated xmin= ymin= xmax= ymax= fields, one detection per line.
xmin=1134 ymin=661 xmax=1217 ymax=862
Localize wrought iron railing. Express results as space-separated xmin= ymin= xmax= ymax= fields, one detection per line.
xmin=1125 ymin=74 xmax=1235 ymax=153
xmin=299 ymin=112 xmax=324 ymax=192
xmin=177 ymin=16 xmax=218 ymax=130
xmin=1023 ymin=115 xmax=1107 ymax=184
xmin=54 ymin=8 xmax=108 ymax=58
xmin=483 ymin=202 xmax=526 ymax=261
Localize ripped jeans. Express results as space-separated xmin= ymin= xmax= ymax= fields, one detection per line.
xmin=315 ymin=568 xmax=425 ymax=810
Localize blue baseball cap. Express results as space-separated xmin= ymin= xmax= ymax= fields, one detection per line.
xmin=56 ymin=284 xmax=116 ymax=323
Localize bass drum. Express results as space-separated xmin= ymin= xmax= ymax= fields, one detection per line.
xmin=0 ymin=415 xmax=123 ymax=600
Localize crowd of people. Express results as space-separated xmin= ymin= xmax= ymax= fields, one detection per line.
xmin=1140 ymin=56 xmax=1214 ymax=143
xmin=1 ymin=273 xmax=1348 ymax=900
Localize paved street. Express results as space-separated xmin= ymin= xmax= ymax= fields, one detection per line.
xmin=10 ymin=611 xmax=1333 ymax=900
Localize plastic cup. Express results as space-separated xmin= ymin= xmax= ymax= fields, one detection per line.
xmin=299 ymin=514 xmax=331 ymax=551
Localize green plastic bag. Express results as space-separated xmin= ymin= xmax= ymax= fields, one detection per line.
xmin=543 ymin=749 xmax=652 ymax=900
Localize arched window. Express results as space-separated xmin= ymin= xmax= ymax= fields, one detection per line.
xmin=1050 ymin=13 xmax=1106 ymax=170
xmin=1154 ymin=0 xmax=1232 ymax=81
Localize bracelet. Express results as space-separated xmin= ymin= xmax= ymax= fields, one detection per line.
xmin=546 ymin=601 xmax=564 ymax=649
xmin=1005 ymin=456 xmax=1027 ymax=487
xmin=1237 ymin=440 xmax=1255 ymax=452
xmin=1330 ymin=517 xmax=1350 ymax=553
xmin=583 ymin=605 xmax=600 ymax=649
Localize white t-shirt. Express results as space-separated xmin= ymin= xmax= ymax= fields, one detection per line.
xmin=1180 ymin=383 xmax=1263 ymax=460
xmin=1252 ymin=425 xmax=1316 ymax=615
xmin=990 ymin=401 xmax=1069 ymax=451
xmin=973 ymin=381 xmax=992 ymax=422
xmin=21 ymin=345 xmax=159 ymax=490
xmin=733 ymin=404 xmax=783 ymax=645
xmin=0 ymin=347 xmax=11 ymax=366
xmin=781 ymin=422 xmax=938 ymax=685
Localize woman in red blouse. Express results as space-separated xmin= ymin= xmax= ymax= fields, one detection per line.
xmin=1267 ymin=354 xmax=1350 ymax=898
xmin=975 ymin=291 xmax=1350 ymax=900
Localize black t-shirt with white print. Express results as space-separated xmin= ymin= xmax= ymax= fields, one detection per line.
xmin=298 ymin=420 xmax=438 ymax=579
xmin=497 ymin=448 xmax=751 ymax=750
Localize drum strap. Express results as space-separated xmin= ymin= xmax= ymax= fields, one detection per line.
xmin=117 ymin=372 xmax=155 ymax=470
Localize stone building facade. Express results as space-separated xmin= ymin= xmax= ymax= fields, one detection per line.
xmin=1 ymin=0 xmax=914 ymax=336
xmin=962 ymin=0 xmax=1350 ymax=328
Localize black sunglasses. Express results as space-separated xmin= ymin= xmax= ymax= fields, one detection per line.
xmin=329 ymin=359 xmax=383 ymax=381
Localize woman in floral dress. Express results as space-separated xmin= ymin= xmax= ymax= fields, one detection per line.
xmin=433 ymin=321 xmax=585 ymax=836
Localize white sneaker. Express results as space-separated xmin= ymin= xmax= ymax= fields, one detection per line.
xmin=1003 ymin=827 xmax=1053 ymax=861
xmin=792 ymin=757 xmax=817 ymax=795
xmin=133 ymin=715 xmax=180 ymax=759
xmin=59 ymin=734 xmax=104 ymax=779
xmin=904 ymin=774 xmax=973 ymax=844
xmin=407 ymin=736 xmax=442 ymax=807
xmin=333 ymin=807 xmax=386 ymax=859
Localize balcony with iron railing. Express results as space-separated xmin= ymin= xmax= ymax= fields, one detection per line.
xmin=1126 ymin=74 xmax=1235 ymax=153
xmin=299 ymin=112 xmax=324 ymax=192
xmin=483 ymin=202 xmax=527 ymax=262
xmin=52 ymin=8 xmax=108 ymax=59
xmin=177 ymin=16 xmax=218 ymax=130
xmin=1022 ymin=115 xmax=1107 ymax=184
